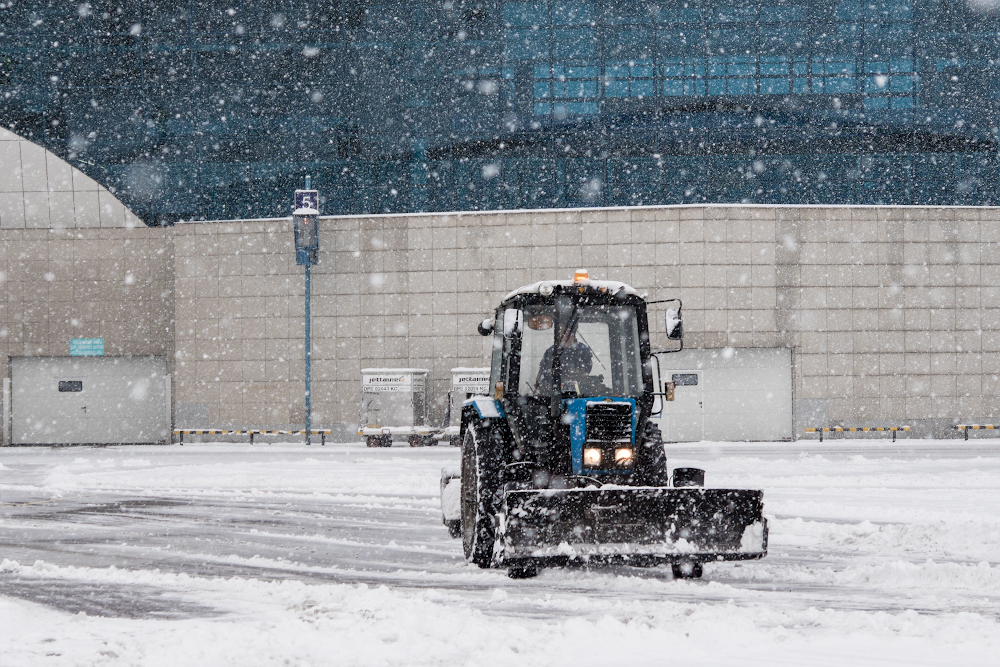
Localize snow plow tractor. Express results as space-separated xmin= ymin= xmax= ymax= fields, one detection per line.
xmin=440 ymin=271 xmax=767 ymax=579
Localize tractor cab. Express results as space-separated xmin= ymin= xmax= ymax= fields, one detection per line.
xmin=509 ymin=289 xmax=645 ymax=401
xmin=479 ymin=270 xmax=673 ymax=483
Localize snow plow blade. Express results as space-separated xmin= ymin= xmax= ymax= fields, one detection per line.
xmin=502 ymin=487 xmax=767 ymax=563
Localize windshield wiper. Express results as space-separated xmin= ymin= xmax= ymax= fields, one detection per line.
xmin=574 ymin=329 xmax=606 ymax=370
xmin=560 ymin=302 xmax=606 ymax=371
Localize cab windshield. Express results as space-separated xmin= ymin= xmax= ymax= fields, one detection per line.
xmin=518 ymin=300 xmax=644 ymax=398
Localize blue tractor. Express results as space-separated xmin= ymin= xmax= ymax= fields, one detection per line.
xmin=441 ymin=272 xmax=768 ymax=579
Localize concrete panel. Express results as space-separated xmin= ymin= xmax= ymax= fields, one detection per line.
xmin=0 ymin=142 xmax=23 ymax=192
xmin=22 ymin=191 xmax=51 ymax=228
xmin=73 ymin=190 xmax=101 ymax=228
xmin=48 ymin=191 xmax=76 ymax=228
xmin=18 ymin=141 xmax=47 ymax=191
xmin=99 ymin=191 xmax=125 ymax=226
xmin=0 ymin=192 xmax=26 ymax=228
xmin=46 ymin=152 xmax=74 ymax=191
xmin=72 ymin=169 xmax=101 ymax=192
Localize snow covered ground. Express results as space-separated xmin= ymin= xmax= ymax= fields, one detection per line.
xmin=1 ymin=439 xmax=999 ymax=666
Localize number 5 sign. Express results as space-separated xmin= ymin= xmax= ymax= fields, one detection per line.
xmin=295 ymin=189 xmax=319 ymax=212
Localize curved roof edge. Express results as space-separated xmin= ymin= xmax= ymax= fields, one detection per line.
xmin=0 ymin=126 xmax=143 ymax=230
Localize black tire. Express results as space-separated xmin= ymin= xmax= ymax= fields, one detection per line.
xmin=366 ymin=436 xmax=379 ymax=448
xmin=409 ymin=435 xmax=421 ymax=447
xmin=445 ymin=519 xmax=462 ymax=539
xmin=635 ymin=420 xmax=669 ymax=486
xmin=461 ymin=420 xmax=501 ymax=568
xmin=450 ymin=436 xmax=461 ymax=447
xmin=671 ymin=560 xmax=703 ymax=579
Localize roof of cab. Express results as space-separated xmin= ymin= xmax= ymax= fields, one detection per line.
xmin=503 ymin=279 xmax=637 ymax=303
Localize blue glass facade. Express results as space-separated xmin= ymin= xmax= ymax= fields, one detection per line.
xmin=2 ymin=1 xmax=1000 ymax=225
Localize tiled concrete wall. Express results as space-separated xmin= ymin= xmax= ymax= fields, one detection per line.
xmin=171 ymin=220 xmax=305 ymax=428
xmin=0 ymin=227 xmax=173 ymax=372
xmin=0 ymin=127 xmax=142 ymax=229
xmin=768 ymin=206 xmax=999 ymax=436
xmin=294 ymin=205 xmax=1000 ymax=438
xmin=5 ymin=199 xmax=1000 ymax=440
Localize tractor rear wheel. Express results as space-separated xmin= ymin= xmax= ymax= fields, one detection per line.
xmin=461 ymin=420 xmax=501 ymax=568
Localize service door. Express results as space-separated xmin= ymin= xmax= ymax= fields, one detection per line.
xmin=654 ymin=348 xmax=792 ymax=442
xmin=662 ymin=370 xmax=703 ymax=442
xmin=11 ymin=356 xmax=169 ymax=445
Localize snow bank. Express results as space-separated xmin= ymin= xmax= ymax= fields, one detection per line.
xmin=2 ymin=559 xmax=999 ymax=667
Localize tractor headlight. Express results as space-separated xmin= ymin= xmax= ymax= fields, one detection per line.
xmin=615 ymin=448 xmax=634 ymax=468
xmin=583 ymin=448 xmax=602 ymax=467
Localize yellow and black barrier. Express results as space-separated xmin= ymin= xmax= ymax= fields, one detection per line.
xmin=173 ymin=429 xmax=333 ymax=445
xmin=954 ymin=424 xmax=1000 ymax=441
xmin=805 ymin=426 xmax=910 ymax=442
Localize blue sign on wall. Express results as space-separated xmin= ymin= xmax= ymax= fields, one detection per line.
xmin=70 ymin=338 xmax=104 ymax=356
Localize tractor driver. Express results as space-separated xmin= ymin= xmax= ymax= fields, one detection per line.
xmin=535 ymin=322 xmax=593 ymax=394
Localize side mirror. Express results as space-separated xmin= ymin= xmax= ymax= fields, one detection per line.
xmin=665 ymin=308 xmax=683 ymax=340
xmin=478 ymin=318 xmax=494 ymax=336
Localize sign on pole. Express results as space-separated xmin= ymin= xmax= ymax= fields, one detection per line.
xmin=294 ymin=189 xmax=319 ymax=266
xmin=295 ymin=189 xmax=318 ymax=212
xmin=294 ymin=181 xmax=319 ymax=444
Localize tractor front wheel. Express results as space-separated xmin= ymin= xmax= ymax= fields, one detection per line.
xmin=636 ymin=420 xmax=669 ymax=486
xmin=461 ymin=420 xmax=501 ymax=568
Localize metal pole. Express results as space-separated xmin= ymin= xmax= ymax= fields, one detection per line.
xmin=305 ymin=261 xmax=312 ymax=445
